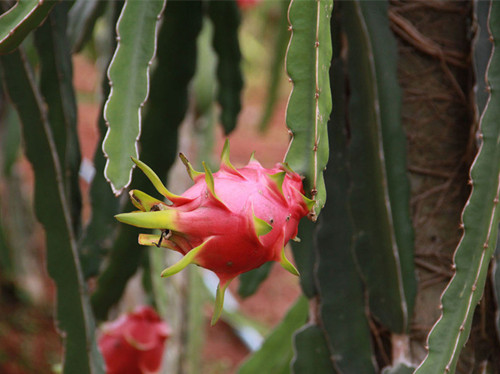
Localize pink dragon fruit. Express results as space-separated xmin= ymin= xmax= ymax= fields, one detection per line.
xmin=98 ymin=306 xmax=170 ymax=374
xmin=115 ymin=140 xmax=313 ymax=324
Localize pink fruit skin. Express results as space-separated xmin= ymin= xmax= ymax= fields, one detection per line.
xmin=167 ymin=159 xmax=309 ymax=286
xmin=98 ymin=306 xmax=170 ymax=374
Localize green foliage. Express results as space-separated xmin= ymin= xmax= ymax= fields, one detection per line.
xmin=343 ymin=0 xmax=415 ymax=334
xmin=258 ymin=0 xmax=289 ymax=132
xmin=67 ymin=0 xmax=107 ymax=53
xmin=284 ymin=0 xmax=333 ymax=218
xmin=415 ymin=1 xmax=500 ymax=372
xmin=0 ymin=48 xmax=104 ymax=373
xmin=314 ymin=6 xmax=376 ymax=371
xmin=34 ymin=2 xmax=82 ymax=234
xmin=238 ymin=261 xmax=273 ymax=298
xmin=0 ymin=0 xmax=58 ymax=54
xmin=102 ymin=0 xmax=166 ymax=195
xmin=207 ymin=0 xmax=243 ymax=134
xmin=1 ymin=0 xmax=498 ymax=372
xmin=291 ymin=324 xmax=336 ymax=374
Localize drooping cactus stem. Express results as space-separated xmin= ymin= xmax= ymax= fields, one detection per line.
xmin=160 ymin=238 xmax=212 ymax=278
xmin=179 ymin=153 xmax=204 ymax=181
xmin=280 ymin=247 xmax=300 ymax=276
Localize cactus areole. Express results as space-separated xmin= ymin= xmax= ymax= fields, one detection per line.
xmin=115 ymin=140 xmax=314 ymax=324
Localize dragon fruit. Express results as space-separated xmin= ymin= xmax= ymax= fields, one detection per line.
xmin=98 ymin=306 xmax=170 ymax=374
xmin=115 ymin=140 xmax=314 ymax=324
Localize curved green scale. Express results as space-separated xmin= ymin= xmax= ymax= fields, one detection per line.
xmin=211 ymin=278 xmax=233 ymax=325
xmin=102 ymin=0 xmax=166 ymax=195
xmin=129 ymin=189 xmax=165 ymax=212
xmin=284 ymin=0 xmax=333 ymax=219
xmin=132 ymin=157 xmax=190 ymax=204
xmin=0 ymin=0 xmax=58 ymax=54
xmin=415 ymin=2 xmax=500 ymax=372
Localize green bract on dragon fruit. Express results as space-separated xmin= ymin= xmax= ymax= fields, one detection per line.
xmin=115 ymin=140 xmax=314 ymax=324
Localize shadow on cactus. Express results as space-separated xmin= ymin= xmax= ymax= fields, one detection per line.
xmin=115 ymin=140 xmax=314 ymax=324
